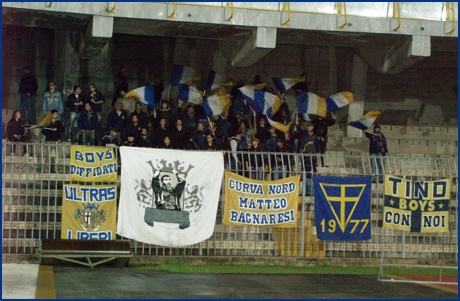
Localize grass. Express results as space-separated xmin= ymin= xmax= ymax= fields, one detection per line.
xmin=131 ymin=262 xmax=458 ymax=276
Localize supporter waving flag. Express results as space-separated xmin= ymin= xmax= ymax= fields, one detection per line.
xmin=125 ymin=85 xmax=155 ymax=107
xmin=170 ymin=64 xmax=201 ymax=86
xmin=203 ymin=93 xmax=231 ymax=116
xmin=296 ymin=91 xmax=327 ymax=118
xmin=347 ymin=110 xmax=382 ymax=130
xmin=178 ymin=84 xmax=203 ymax=105
xmin=272 ymin=76 xmax=306 ymax=92
xmin=205 ymin=70 xmax=234 ymax=92
xmin=238 ymin=86 xmax=292 ymax=132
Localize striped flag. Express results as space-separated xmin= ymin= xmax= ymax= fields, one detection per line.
xmin=347 ymin=110 xmax=382 ymax=130
xmin=125 ymin=85 xmax=155 ymax=107
xmin=272 ymin=77 xmax=306 ymax=92
xmin=178 ymin=84 xmax=203 ymax=105
xmin=296 ymin=91 xmax=327 ymax=118
xmin=205 ymin=70 xmax=234 ymax=91
xmin=238 ymin=86 xmax=291 ymax=132
xmin=170 ymin=64 xmax=201 ymax=86
xmin=203 ymin=93 xmax=231 ymax=116
xmin=326 ymin=91 xmax=354 ymax=112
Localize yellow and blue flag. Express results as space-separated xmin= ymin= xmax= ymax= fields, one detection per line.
xmin=383 ymin=175 xmax=450 ymax=233
xmin=314 ymin=175 xmax=372 ymax=241
xmin=296 ymin=91 xmax=328 ymax=118
xmin=170 ymin=64 xmax=201 ymax=86
xmin=325 ymin=91 xmax=354 ymax=112
xmin=238 ymin=86 xmax=291 ymax=132
xmin=347 ymin=110 xmax=382 ymax=130
xmin=203 ymin=93 xmax=231 ymax=116
xmin=178 ymin=84 xmax=203 ymax=105
xmin=205 ymin=70 xmax=234 ymax=91
xmin=125 ymin=85 xmax=155 ymax=107
xmin=272 ymin=77 xmax=306 ymax=92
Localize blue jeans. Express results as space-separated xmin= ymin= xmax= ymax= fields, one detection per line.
xmin=81 ymin=130 xmax=95 ymax=145
xmin=273 ymin=165 xmax=287 ymax=180
xmin=68 ymin=112 xmax=80 ymax=140
xmin=20 ymin=94 xmax=35 ymax=124
xmin=370 ymin=153 xmax=385 ymax=182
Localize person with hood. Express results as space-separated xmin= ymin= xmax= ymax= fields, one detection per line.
xmin=101 ymin=128 xmax=119 ymax=147
xmin=364 ymin=125 xmax=388 ymax=183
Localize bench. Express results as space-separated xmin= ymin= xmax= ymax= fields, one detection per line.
xmin=36 ymin=239 xmax=133 ymax=268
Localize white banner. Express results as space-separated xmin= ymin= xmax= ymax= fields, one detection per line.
xmin=117 ymin=147 xmax=224 ymax=247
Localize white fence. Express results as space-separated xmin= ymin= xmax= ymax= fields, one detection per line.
xmin=2 ymin=141 xmax=458 ymax=259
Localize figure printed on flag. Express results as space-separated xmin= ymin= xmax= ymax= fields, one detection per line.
xmin=148 ymin=160 xmax=187 ymax=211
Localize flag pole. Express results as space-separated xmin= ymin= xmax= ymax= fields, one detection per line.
xmin=167 ymin=84 xmax=172 ymax=100
xmin=249 ymin=106 xmax=256 ymax=130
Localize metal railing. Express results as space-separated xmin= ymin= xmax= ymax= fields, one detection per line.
xmin=2 ymin=141 xmax=458 ymax=260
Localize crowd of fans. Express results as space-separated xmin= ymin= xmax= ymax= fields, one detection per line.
xmin=9 ymin=65 xmax=390 ymax=185
xmin=9 ymin=66 xmax=341 ymax=181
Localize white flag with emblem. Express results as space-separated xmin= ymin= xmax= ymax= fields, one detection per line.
xmin=117 ymin=147 xmax=224 ymax=247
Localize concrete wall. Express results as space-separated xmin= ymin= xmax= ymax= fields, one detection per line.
xmin=2 ymin=25 xmax=457 ymax=130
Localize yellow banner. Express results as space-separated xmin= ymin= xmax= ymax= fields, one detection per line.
xmin=69 ymin=146 xmax=117 ymax=182
xmin=383 ymin=175 xmax=450 ymax=233
xmin=61 ymin=184 xmax=117 ymax=240
xmin=223 ymin=171 xmax=300 ymax=228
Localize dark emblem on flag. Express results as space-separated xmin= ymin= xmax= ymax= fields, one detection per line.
xmin=74 ymin=203 xmax=106 ymax=231
xmin=134 ymin=159 xmax=203 ymax=229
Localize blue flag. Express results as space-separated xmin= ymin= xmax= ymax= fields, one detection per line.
xmin=314 ymin=175 xmax=372 ymax=241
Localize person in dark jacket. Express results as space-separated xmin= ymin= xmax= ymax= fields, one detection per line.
xmin=78 ymin=102 xmax=99 ymax=145
xmin=112 ymin=65 xmax=128 ymax=107
xmin=200 ymin=134 xmax=220 ymax=150
xmin=88 ymin=84 xmax=105 ymax=122
xmin=244 ymin=138 xmax=265 ymax=180
xmin=152 ymin=100 xmax=175 ymax=130
xmin=101 ymin=128 xmax=119 ymax=147
xmin=18 ymin=66 xmax=38 ymax=124
xmin=6 ymin=110 xmax=28 ymax=156
xmin=364 ymin=125 xmax=388 ymax=183
xmin=255 ymin=117 xmax=271 ymax=143
xmin=106 ymin=102 xmax=129 ymax=142
xmin=215 ymin=110 xmax=231 ymax=149
xmin=130 ymin=101 xmax=149 ymax=129
xmin=121 ymin=114 xmax=142 ymax=144
xmin=273 ymin=138 xmax=290 ymax=180
xmin=170 ymin=117 xmax=188 ymax=149
xmin=298 ymin=122 xmax=319 ymax=195
xmin=192 ymin=122 xmax=207 ymax=149
xmin=66 ymin=85 xmax=84 ymax=142
xmin=311 ymin=112 xmax=336 ymax=167
xmin=41 ymin=110 xmax=64 ymax=142
xmin=137 ymin=127 xmax=153 ymax=148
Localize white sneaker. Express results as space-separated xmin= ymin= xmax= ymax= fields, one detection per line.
xmin=23 ymin=153 xmax=30 ymax=157
xmin=9 ymin=152 xmax=14 ymax=156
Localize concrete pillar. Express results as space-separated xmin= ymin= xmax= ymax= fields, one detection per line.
xmin=328 ymin=46 xmax=338 ymax=95
xmin=220 ymin=27 xmax=276 ymax=68
xmin=347 ymin=55 xmax=368 ymax=138
xmin=79 ymin=15 xmax=113 ymax=60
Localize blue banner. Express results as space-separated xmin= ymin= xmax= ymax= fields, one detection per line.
xmin=314 ymin=175 xmax=372 ymax=241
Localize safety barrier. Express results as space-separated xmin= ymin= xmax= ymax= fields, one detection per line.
xmin=2 ymin=141 xmax=458 ymax=259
